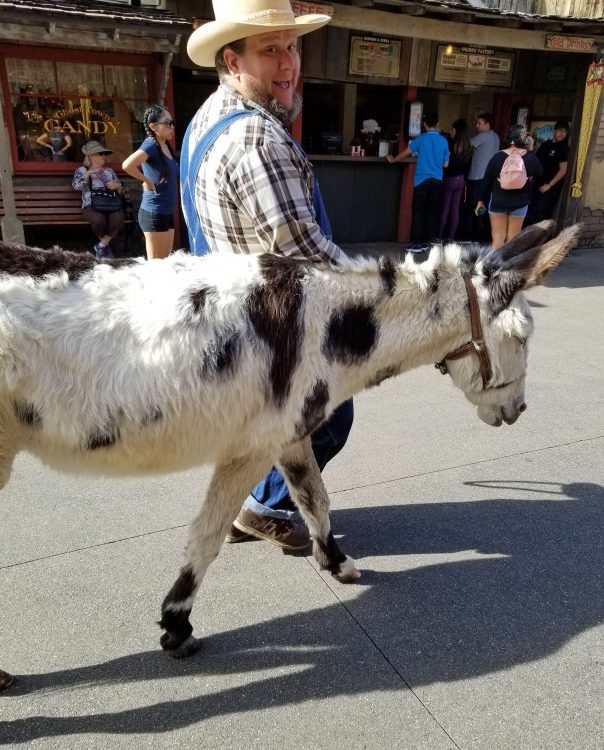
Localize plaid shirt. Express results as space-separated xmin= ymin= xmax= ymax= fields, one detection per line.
xmin=186 ymin=85 xmax=345 ymax=264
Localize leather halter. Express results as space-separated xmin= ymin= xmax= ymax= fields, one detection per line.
xmin=435 ymin=272 xmax=493 ymax=389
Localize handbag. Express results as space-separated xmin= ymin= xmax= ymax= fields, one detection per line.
xmin=89 ymin=176 xmax=123 ymax=214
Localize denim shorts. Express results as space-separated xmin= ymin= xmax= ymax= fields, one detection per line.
xmin=488 ymin=199 xmax=528 ymax=218
xmin=138 ymin=208 xmax=174 ymax=232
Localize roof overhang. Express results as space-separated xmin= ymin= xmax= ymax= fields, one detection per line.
xmin=330 ymin=1 xmax=604 ymax=53
xmin=0 ymin=0 xmax=191 ymax=54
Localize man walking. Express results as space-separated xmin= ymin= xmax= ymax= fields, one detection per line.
xmin=386 ymin=111 xmax=449 ymax=251
xmin=466 ymin=112 xmax=500 ymax=241
xmin=181 ymin=0 xmax=354 ymax=550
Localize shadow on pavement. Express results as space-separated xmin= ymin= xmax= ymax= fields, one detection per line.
xmin=1 ymin=480 xmax=602 ymax=742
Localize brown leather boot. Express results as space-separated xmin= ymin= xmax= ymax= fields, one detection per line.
xmin=224 ymin=524 xmax=252 ymax=543
xmin=232 ymin=507 xmax=310 ymax=550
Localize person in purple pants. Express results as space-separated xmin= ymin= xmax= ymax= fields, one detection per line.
xmin=440 ymin=118 xmax=472 ymax=241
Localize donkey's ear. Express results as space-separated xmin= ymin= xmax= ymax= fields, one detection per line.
xmin=484 ymin=220 xmax=557 ymax=267
xmin=486 ymin=224 xmax=581 ymax=314
xmin=511 ymin=224 xmax=581 ymax=288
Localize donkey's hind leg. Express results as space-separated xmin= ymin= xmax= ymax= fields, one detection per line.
xmin=159 ymin=451 xmax=272 ymax=657
xmin=278 ymin=438 xmax=360 ymax=583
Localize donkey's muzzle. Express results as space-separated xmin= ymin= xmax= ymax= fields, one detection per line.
xmin=502 ymin=401 xmax=527 ymax=425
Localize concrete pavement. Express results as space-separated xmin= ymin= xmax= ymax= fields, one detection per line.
xmin=1 ymin=245 xmax=603 ymax=748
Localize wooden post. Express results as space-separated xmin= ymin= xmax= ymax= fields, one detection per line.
xmin=396 ymin=86 xmax=417 ymax=243
xmin=340 ymin=82 xmax=357 ymax=154
xmin=0 ymin=84 xmax=24 ymax=244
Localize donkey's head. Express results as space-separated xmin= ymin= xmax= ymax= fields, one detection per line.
xmin=438 ymin=221 xmax=581 ymax=427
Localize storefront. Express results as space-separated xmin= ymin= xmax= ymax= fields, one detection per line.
xmin=0 ymin=0 xmax=190 ymax=246
xmin=291 ymin=2 xmax=604 ymax=244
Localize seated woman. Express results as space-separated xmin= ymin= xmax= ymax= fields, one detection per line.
xmin=72 ymin=140 xmax=125 ymax=259
xmin=475 ymin=125 xmax=542 ymax=250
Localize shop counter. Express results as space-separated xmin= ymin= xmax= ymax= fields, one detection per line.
xmin=308 ymin=155 xmax=414 ymax=243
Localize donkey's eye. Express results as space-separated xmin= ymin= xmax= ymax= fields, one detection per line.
xmin=514 ymin=336 xmax=527 ymax=346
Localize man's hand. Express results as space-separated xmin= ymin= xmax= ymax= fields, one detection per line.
xmin=539 ymin=183 xmax=551 ymax=193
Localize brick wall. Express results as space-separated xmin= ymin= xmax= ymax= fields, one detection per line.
xmin=579 ymin=207 xmax=604 ymax=247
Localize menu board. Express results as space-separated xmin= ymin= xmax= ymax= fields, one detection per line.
xmin=349 ymin=36 xmax=401 ymax=79
xmin=434 ymin=44 xmax=515 ymax=87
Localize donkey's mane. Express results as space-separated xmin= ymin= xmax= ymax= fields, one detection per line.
xmin=324 ymin=242 xmax=476 ymax=297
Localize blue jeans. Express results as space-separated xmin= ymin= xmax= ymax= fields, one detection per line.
xmin=244 ymin=399 xmax=354 ymax=520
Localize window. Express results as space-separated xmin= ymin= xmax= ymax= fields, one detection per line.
xmin=6 ymin=55 xmax=150 ymax=167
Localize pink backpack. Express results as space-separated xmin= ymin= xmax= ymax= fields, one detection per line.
xmin=498 ymin=149 xmax=528 ymax=190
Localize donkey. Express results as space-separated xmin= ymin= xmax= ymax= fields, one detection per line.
xmin=0 ymin=221 xmax=579 ymax=687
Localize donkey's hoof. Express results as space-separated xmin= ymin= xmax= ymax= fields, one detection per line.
xmin=160 ymin=634 xmax=202 ymax=659
xmin=333 ymin=555 xmax=361 ymax=583
xmin=0 ymin=670 xmax=15 ymax=691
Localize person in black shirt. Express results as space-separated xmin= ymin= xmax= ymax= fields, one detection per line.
xmin=525 ymin=120 xmax=570 ymax=225
xmin=475 ymin=125 xmax=542 ymax=249
xmin=440 ymin=118 xmax=472 ymax=240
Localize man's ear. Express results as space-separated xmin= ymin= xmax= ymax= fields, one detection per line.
xmin=223 ymin=48 xmax=240 ymax=78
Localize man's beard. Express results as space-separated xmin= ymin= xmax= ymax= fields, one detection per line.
xmin=243 ymin=83 xmax=302 ymax=127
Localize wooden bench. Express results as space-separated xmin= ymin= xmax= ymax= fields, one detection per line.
xmin=0 ymin=184 xmax=89 ymax=226
xmin=0 ymin=183 xmax=135 ymax=250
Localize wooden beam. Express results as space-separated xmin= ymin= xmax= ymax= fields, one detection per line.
xmin=328 ymin=2 xmax=601 ymax=54
xmin=0 ymin=23 xmax=180 ymax=53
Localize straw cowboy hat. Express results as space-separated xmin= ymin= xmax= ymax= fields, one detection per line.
xmin=187 ymin=0 xmax=332 ymax=68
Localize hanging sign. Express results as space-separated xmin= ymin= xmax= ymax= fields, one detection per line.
xmin=292 ymin=2 xmax=334 ymax=15
xmin=408 ymin=101 xmax=423 ymax=140
xmin=349 ymin=36 xmax=401 ymax=79
xmin=545 ymin=35 xmax=595 ymax=52
xmin=434 ymin=44 xmax=515 ymax=87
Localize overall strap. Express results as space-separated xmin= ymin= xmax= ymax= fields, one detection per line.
xmin=181 ymin=108 xmax=332 ymax=254
xmin=181 ymin=109 xmax=256 ymax=256
xmin=288 ymin=139 xmax=332 ymax=240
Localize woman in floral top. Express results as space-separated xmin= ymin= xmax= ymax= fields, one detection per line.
xmin=73 ymin=140 xmax=125 ymax=259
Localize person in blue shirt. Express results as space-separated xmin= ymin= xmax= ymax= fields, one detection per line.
xmin=387 ymin=111 xmax=449 ymax=251
xmin=122 ymin=105 xmax=179 ymax=259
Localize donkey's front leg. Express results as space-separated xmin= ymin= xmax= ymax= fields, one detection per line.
xmin=159 ymin=452 xmax=272 ymax=657
xmin=278 ymin=439 xmax=360 ymax=583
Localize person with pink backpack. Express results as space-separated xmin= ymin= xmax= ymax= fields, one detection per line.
xmin=475 ymin=125 xmax=542 ymax=249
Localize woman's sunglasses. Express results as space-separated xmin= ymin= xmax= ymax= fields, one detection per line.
xmin=158 ymin=119 xmax=175 ymax=127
